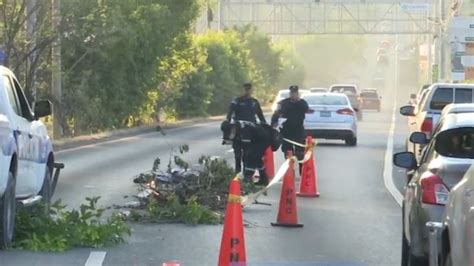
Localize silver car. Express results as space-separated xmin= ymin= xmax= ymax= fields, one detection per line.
xmin=394 ymin=113 xmax=474 ymax=266
xmin=439 ymin=164 xmax=474 ymax=266
xmin=303 ymin=93 xmax=357 ymax=146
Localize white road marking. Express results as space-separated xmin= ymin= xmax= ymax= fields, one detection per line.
xmin=85 ymin=251 xmax=107 ymax=266
xmin=226 ymin=148 xmax=234 ymax=153
xmin=383 ymin=104 xmax=403 ymax=207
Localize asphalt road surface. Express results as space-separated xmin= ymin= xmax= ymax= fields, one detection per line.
xmin=0 ymin=80 xmax=420 ymax=266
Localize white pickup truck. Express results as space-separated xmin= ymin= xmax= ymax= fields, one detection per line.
xmin=400 ymin=83 xmax=474 ymax=154
xmin=0 ymin=66 xmax=63 ymax=247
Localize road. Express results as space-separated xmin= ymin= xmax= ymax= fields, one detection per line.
xmin=0 ymin=81 xmax=419 ymax=265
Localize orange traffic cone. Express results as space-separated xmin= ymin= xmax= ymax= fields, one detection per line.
xmin=218 ymin=178 xmax=246 ymax=266
xmin=271 ymin=151 xmax=303 ymax=228
xmin=263 ymin=146 xmax=275 ymax=181
xmin=297 ymin=136 xmax=320 ymax=198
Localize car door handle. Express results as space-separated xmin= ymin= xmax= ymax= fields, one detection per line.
xmin=28 ymin=133 xmax=33 ymax=139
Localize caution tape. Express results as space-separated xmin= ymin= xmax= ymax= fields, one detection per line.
xmin=282 ymin=138 xmax=317 ymax=149
xmin=241 ymin=148 xmax=313 ymax=207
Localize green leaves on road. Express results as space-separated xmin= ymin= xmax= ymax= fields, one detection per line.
xmin=13 ymin=197 xmax=130 ymax=252
xmin=128 ymin=146 xmax=259 ymax=225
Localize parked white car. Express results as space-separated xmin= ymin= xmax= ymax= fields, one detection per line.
xmin=271 ymin=89 xmax=309 ymax=112
xmin=303 ymin=93 xmax=358 ymax=146
xmin=0 ymin=66 xmax=62 ymax=247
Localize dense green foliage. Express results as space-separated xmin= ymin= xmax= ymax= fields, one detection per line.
xmin=14 ymin=197 xmax=130 ymax=251
xmin=2 ymin=1 xmax=367 ymax=137
xmin=58 ymin=2 xmax=285 ymax=134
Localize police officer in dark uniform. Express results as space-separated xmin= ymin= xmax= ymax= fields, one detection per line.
xmin=226 ymin=83 xmax=266 ymax=173
xmin=271 ymin=85 xmax=310 ymax=172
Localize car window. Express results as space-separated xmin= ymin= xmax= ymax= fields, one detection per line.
xmin=330 ymin=87 xmax=357 ymax=95
xmin=360 ymin=92 xmax=378 ymax=98
xmin=435 ymin=128 xmax=474 ymax=159
xmin=10 ymin=77 xmax=33 ymax=121
xmin=430 ymin=88 xmax=453 ymax=110
xmin=3 ymin=75 xmax=21 ymax=116
xmin=304 ymin=95 xmax=348 ymax=105
xmin=454 ymin=88 xmax=473 ymax=104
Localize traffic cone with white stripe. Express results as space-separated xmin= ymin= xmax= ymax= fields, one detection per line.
xmin=297 ymin=136 xmax=320 ymax=197
xmin=271 ymin=151 xmax=303 ymax=228
xmin=218 ymin=177 xmax=246 ymax=266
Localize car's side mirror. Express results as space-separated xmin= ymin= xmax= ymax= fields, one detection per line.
xmin=353 ymin=108 xmax=359 ymax=112
xmin=400 ymin=105 xmax=415 ymax=116
xmin=34 ymin=100 xmax=52 ymax=119
xmin=379 ymin=96 xmax=383 ymax=100
xmin=410 ymin=93 xmax=416 ymax=99
xmin=409 ymin=132 xmax=429 ymax=144
xmin=393 ymin=152 xmax=417 ymax=170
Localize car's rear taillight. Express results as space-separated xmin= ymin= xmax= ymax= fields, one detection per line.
xmin=421 ymin=117 xmax=433 ymax=135
xmin=336 ymin=108 xmax=354 ymax=115
xmin=420 ymin=173 xmax=449 ymax=205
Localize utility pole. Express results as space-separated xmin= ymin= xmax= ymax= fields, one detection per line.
xmin=439 ymin=0 xmax=446 ymax=80
xmin=26 ymin=0 xmax=38 ymax=101
xmin=51 ymin=0 xmax=62 ymax=139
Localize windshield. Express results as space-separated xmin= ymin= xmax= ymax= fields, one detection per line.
xmin=304 ymin=94 xmax=348 ymax=105
xmin=361 ymin=92 xmax=378 ymax=98
xmin=330 ymin=86 xmax=357 ymax=95
xmin=278 ymin=91 xmax=289 ymax=99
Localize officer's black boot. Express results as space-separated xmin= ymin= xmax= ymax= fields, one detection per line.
xmin=235 ymin=160 xmax=241 ymax=173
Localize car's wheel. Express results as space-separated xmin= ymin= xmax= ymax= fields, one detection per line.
xmin=345 ymin=137 xmax=357 ymax=146
xmin=39 ymin=165 xmax=52 ymax=212
xmin=0 ymin=170 xmax=16 ymax=249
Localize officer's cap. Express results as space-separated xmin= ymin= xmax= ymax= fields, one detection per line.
xmin=289 ymin=85 xmax=299 ymax=93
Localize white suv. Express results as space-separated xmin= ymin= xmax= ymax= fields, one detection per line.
xmin=0 ymin=66 xmax=62 ymax=247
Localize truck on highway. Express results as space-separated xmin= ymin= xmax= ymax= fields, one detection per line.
xmin=0 ymin=66 xmax=63 ymax=248
xmin=329 ymin=84 xmax=363 ymax=121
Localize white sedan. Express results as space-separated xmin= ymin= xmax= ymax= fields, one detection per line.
xmin=303 ymin=93 xmax=358 ymax=146
xmin=271 ymin=89 xmax=309 ymax=112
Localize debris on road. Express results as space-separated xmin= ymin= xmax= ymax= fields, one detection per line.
xmin=121 ymin=145 xmax=262 ymax=225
